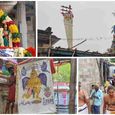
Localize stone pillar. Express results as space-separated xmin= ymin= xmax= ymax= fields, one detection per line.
xmin=16 ymin=1 xmax=27 ymax=48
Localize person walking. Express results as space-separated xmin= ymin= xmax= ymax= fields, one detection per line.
xmin=92 ymin=83 xmax=103 ymax=114
xmin=103 ymin=86 xmax=115 ymax=114
xmin=78 ymin=82 xmax=90 ymax=114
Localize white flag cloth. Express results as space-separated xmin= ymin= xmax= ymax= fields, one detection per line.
xmin=17 ymin=59 xmax=56 ymax=114
xmin=64 ymin=14 xmax=73 ymax=48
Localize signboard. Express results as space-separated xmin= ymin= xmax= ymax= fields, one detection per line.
xmin=17 ymin=59 xmax=56 ymax=113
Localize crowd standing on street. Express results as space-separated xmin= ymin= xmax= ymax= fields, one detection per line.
xmin=79 ymin=80 xmax=115 ymax=114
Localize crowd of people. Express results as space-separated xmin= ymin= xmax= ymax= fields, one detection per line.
xmin=78 ymin=81 xmax=115 ymax=114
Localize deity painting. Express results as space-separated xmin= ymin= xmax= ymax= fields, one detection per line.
xmin=22 ymin=68 xmax=50 ymax=103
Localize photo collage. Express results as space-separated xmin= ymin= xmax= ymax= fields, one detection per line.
xmin=0 ymin=0 xmax=115 ymax=114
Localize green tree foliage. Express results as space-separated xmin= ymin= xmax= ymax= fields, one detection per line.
xmin=53 ymin=63 xmax=71 ymax=82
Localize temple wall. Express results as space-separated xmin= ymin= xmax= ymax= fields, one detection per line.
xmin=79 ymin=58 xmax=101 ymax=94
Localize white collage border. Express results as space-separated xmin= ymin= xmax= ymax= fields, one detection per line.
xmin=0 ymin=0 xmax=115 ymax=115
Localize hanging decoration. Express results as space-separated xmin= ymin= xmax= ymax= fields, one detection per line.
xmin=17 ymin=59 xmax=56 ymax=113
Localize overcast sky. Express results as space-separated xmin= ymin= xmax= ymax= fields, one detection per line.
xmin=38 ymin=1 xmax=115 ymax=53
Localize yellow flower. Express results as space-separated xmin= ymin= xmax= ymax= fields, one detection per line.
xmin=23 ymin=50 xmax=28 ymax=54
xmin=12 ymin=38 xmax=20 ymax=43
xmin=9 ymin=24 xmax=19 ymax=33
xmin=12 ymin=25 xmax=18 ymax=33
xmin=9 ymin=25 xmax=13 ymax=33
xmin=0 ymin=9 xmax=4 ymax=17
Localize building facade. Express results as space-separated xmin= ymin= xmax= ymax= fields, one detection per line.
xmin=79 ymin=58 xmax=101 ymax=94
xmin=38 ymin=27 xmax=60 ymax=56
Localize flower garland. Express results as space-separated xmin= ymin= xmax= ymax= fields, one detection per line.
xmin=0 ymin=9 xmax=21 ymax=47
xmin=24 ymin=47 xmax=36 ymax=57
xmin=0 ymin=9 xmax=36 ymax=57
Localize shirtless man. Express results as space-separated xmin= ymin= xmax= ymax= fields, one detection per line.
xmin=103 ymin=86 xmax=115 ymax=114
xmin=78 ymin=82 xmax=90 ymax=114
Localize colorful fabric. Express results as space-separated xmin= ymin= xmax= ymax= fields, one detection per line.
xmin=17 ymin=59 xmax=56 ymax=114
xmin=50 ymin=59 xmax=56 ymax=74
xmin=3 ymin=37 xmax=9 ymax=46
xmin=0 ymin=9 xmax=21 ymax=47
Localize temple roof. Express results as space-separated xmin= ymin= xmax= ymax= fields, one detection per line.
xmin=48 ymin=48 xmax=103 ymax=57
xmin=38 ymin=28 xmax=60 ymax=45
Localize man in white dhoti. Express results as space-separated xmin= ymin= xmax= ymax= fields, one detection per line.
xmin=78 ymin=82 xmax=90 ymax=114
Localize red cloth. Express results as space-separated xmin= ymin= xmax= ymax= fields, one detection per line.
xmin=8 ymin=76 xmax=16 ymax=101
xmin=50 ymin=59 xmax=56 ymax=74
